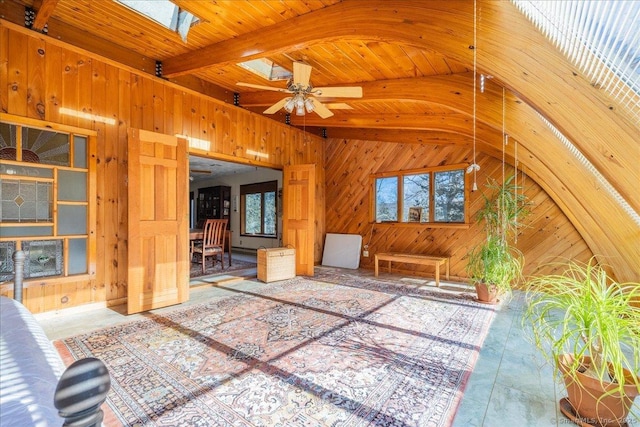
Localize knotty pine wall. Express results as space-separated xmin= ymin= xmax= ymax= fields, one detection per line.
xmin=0 ymin=22 xmax=325 ymax=313
xmin=324 ymin=138 xmax=594 ymax=281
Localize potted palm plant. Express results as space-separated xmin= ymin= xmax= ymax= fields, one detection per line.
xmin=523 ymin=258 xmax=640 ymax=426
xmin=466 ymin=174 xmax=530 ymax=303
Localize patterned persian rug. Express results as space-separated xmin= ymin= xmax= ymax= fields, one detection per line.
xmin=55 ymin=272 xmax=496 ymax=427
xmin=189 ymin=257 xmax=256 ymax=278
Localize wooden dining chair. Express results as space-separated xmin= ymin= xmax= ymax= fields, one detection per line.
xmin=191 ymin=219 xmax=228 ymax=274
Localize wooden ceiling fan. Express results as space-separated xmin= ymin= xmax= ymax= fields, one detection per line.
xmin=237 ymin=61 xmax=363 ymax=118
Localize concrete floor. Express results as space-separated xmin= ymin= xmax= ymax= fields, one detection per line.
xmin=34 ymin=254 xmax=639 ymax=426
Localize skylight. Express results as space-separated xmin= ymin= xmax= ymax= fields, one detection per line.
xmin=115 ymin=0 xmax=199 ymax=42
xmin=512 ymin=1 xmax=640 ymax=122
xmin=237 ymin=59 xmax=293 ymax=81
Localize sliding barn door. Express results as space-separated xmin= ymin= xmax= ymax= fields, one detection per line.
xmin=283 ymin=164 xmax=315 ymax=276
xmin=127 ymin=129 xmax=189 ymax=314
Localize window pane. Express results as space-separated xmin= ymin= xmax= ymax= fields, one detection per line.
xmin=58 ymin=170 xmax=87 ymax=201
xmin=0 ymin=163 xmax=54 ymax=178
xmin=434 ymin=170 xmax=465 ymax=222
xmin=58 ymin=205 xmax=87 ymax=235
xmin=263 ymin=191 xmax=276 ymax=235
xmin=0 ymin=226 xmax=53 ymax=237
xmin=375 ymin=177 xmax=398 ymax=222
xmin=73 ymin=135 xmax=87 ymax=168
xmin=68 ymin=238 xmax=87 ymax=275
xmin=245 ymin=193 xmax=262 ymax=234
xmin=403 ymin=174 xmax=429 ymax=222
xmin=22 ymin=239 xmax=63 ymax=278
xmin=0 ymin=179 xmax=52 ymax=222
xmin=0 ymin=241 xmax=16 ymax=282
xmin=23 ymin=128 xmax=69 ymax=166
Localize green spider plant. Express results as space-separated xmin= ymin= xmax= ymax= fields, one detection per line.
xmin=523 ymin=258 xmax=640 ymax=401
xmin=465 ymin=234 xmax=523 ymax=295
xmin=466 ymin=174 xmax=530 ymax=294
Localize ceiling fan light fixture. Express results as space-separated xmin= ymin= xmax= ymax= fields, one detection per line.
xmin=283 ymin=98 xmax=295 ymax=113
xmin=295 ymin=104 xmax=305 ymax=116
xmin=304 ymin=98 xmax=315 ymax=113
xmin=295 ymin=95 xmax=305 ymax=108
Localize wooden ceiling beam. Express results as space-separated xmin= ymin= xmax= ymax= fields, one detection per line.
xmin=240 ymin=73 xmax=476 ymax=110
xmin=317 ymin=128 xmax=470 ymax=146
xmin=289 ymin=112 xmax=498 ymax=136
xmin=241 ymin=72 xmax=509 ymax=133
xmin=32 ymin=0 xmax=59 ymax=32
xmin=162 ymin=1 xmax=471 ymax=77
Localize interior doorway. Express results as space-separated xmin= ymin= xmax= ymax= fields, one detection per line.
xmin=188 ymin=156 xmax=284 ymax=277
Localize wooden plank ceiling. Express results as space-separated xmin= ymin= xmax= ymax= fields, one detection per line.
xmin=3 ymin=0 xmax=639 ymax=282
xmin=6 ymin=0 xmax=470 ymax=142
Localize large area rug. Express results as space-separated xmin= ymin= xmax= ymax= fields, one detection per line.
xmin=55 ymin=271 xmax=497 ymax=427
xmin=190 ymin=257 xmax=256 ymax=278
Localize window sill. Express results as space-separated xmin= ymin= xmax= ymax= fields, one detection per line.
xmin=240 ymin=234 xmax=278 ymax=239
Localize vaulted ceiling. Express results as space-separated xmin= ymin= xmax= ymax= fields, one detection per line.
xmin=3 ymin=0 xmax=638 ymax=281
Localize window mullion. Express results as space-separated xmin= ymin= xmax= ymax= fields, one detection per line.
xmin=398 ymin=174 xmax=403 ymax=223
xmin=429 ymin=172 xmax=435 ymax=222
xmin=261 ymin=191 xmax=266 ymax=235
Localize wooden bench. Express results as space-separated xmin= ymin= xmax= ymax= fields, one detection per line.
xmin=374 ymin=253 xmax=450 ymax=286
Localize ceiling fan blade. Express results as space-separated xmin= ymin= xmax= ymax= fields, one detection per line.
xmin=312 ymin=100 xmax=334 ymax=119
xmin=313 ymin=86 xmax=363 ymax=98
xmin=236 ymin=82 xmax=290 ymax=93
xmin=293 ymin=61 xmax=312 ymax=87
xmin=263 ymin=97 xmax=291 ymax=114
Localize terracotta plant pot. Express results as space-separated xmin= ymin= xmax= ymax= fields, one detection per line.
xmin=558 ymin=354 xmax=640 ymax=427
xmin=474 ymin=282 xmax=499 ymax=304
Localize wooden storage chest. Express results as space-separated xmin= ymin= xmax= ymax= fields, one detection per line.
xmin=257 ymin=247 xmax=296 ymax=283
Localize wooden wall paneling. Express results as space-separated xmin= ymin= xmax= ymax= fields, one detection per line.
xmin=129 ymin=73 xmax=143 ymax=129
xmin=178 ymin=91 xmax=190 ymax=139
xmin=27 ymin=283 xmax=45 ymax=314
xmin=205 ymin=98 xmax=217 ymax=152
xmin=2 ymin=24 xmax=326 ymax=312
xmin=7 ymin=30 xmax=28 ymax=116
xmin=153 ymin=80 xmax=165 ymax=134
xmin=0 ymin=25 xmax=8 ymax=113
xmin=27 ymin=35 xmax=46 ymax=120
xmin=92 ymin=58 xmax=108 ymax=300
xmin=43 ymin=280 xmax=59 ymax=313
xmin=189 ymin=93 xmax=201 ymax=145
xmin=61 ymin=49 xmax=78 ymax=127
xmin=77 ymin=54 xmax=92 ymax=128
xmin=171 ymin=89 xmax=183 ymax=138
xmin=104 ymin=63 xmax=120 ymax=303
xmin=141 ymin=75 xmax=154 ymax=131
xmin=116 ymin=68 xmax=131 ymax=302
xmin=215 ymin=99 xmax=228 ymax=153
xmin=325 ymin=138 xmax=594 ymax=280
xmin=198 ymin=95 xmax=208 ymax=145
xmin=45 ymin=42 xmax=62 ymax=123
xmin=163 ymin=86 xmax=175 ymax=137
xmin=228 ymin=107 xmax=239 ymax=159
